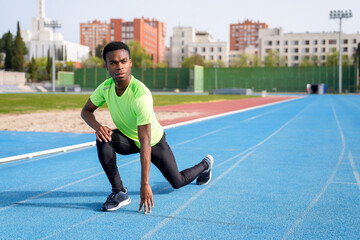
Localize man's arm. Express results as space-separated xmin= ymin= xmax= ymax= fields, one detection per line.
xmin=137 ymin=123 xmax=154 ymax=214
xmin=81 ymin=98 xmax=112 ymax=142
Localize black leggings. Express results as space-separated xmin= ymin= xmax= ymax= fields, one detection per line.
xmin=96 ymin=129 xmax=207 ymax=191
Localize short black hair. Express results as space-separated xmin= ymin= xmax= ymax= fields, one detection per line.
xmin=102 ymin=41 xmax=131 ymax=63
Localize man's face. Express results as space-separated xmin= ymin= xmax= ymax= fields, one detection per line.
xmin=105 ymin=49 xmax=132 ymax=84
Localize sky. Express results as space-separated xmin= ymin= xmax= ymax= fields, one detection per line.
xmin=1 ymin=0 xmax=359 ymax=46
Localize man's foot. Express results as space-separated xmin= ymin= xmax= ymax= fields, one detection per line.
xmin=102 ymin=188 xmax=131 ymax=212
xmin=196 ymin=155 xmax=214 ymax=185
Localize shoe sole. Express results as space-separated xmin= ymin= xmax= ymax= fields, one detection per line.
xmin=103 ymin=197 xmax=131 ymax=212
xmin=197 ymin=155 xmax=214 ymax=185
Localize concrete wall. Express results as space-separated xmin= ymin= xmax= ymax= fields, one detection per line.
xmin=0 ymin=71 xmax=26 ymax=85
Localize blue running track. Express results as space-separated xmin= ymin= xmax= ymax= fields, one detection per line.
xmin=0 ymin=95 xmax=359 ymax=239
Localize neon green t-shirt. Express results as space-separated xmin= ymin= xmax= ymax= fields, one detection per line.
xmin=90 ymin=75 xmax=164 ymax=148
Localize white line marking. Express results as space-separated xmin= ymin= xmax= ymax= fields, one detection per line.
xmin=282 ymin=103 xmax=346 ymax=240
xmin=348 ymin=152 xmax=360 ymax=191
xmin=331 ymin=181 xmax=358 ymax=185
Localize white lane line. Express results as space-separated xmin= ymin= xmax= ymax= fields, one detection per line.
xmin=142 ymin=100 xmax=310 ymax=239
xmin=173 ymin=104 xmax=286 ymax=147
xmin=142 ymin=149 xmax=257 ymax=240
xmin=282 ymin=102 xmax=346 ymax=240
xmin=348 ymin=152 xmax=360 ymax=191
xmin=331 ymin=181 xmax=358 ymax=185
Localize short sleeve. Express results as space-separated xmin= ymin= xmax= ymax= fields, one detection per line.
xmin=134 ymin=94 xmax=154 ymax=126
xmin=90 ymin=83 xmax=106 ymax=107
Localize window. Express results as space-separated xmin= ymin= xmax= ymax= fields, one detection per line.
xmin=275 ymin=40 xmax=280 ymax=46
xmin=353 ymin=39 xmax=357 ymax=44
xmin=302 ymin=48 xmax=310 ymax=53
xmin=291 ymin=40 xmax=299 ymax=45
xmin=283 ymin=48 xmax=288 ymax=53
xmin=291 ymin=55 xmax=299 ymax=60
xmin=343 ymin=47 xmax=348 ymax=52
xmin=202 ymin=47 xmax=206 ymax=52
xmin=302 ymin=40 xmax=310 ymax=45
xmin=218 ymin=47 xmax=222 ymax=52
xmin=313 ymin=48 xmax=318 ymax=53
xmin=291 ymin=48 xmax=299 ymax=53
xmin=265 ymin=40 xmax=272 ymax=46
xmin=313 ymin=40 xmax=318 ymax=45
xmin=283 ymin=40 xmax=288 ymax=46
xmin=181 ymin=31 xmax=185 ymax=37
xmin=211 ymin=47 xmax=214 ymax=52
xmin=194 ymin=47 xmax=197 ymax=53
xmin=322 ymin=40 xmax=326 ymax=45
xmin=343 ymin=39 xmax=348 ymax=44
xmin=322 ymin=48 xmax=326 ymax=53
xmin=329 ymin=39 xmax=337 ymax=44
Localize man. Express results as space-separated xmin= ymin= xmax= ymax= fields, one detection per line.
xmin=81 ymin=41 xmax=213 ymax=214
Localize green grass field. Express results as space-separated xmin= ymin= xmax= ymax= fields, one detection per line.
xmin=0 ymin=93 xmax=257 ymax=114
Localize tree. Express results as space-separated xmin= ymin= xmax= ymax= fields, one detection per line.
xmin=4 ymin=31 xmax=13 ymax=70
xmin=28 ymin=57 xmax=38 ymax=80
xmin=82 ymin=56 xmax=104 ymax=68
xmin=326 ymin=48 xmax=338 ymax=66
xmin=264 ymin=50 xmax=287 ymax=67
xmin=181 ymin=54 xmax=204 ymax=68
xmin=95 ymin=39 xmax=107 ymax=58
xmin=300 ymin=56 xmax=313 ymax=67
xmin=127 ymin=40 xmax=153 ymax=68
xmin=12 ymin=21 xmax=24 ymax=71
xmin=204 ymin=60 xmax=225 ymax=68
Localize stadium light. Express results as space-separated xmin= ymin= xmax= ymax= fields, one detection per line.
xmin=329 ymin=10 xmax=352 ymax=94
xmin=213 ymin=62 xmax=219 ymax=90
xmin=44 ymin=20 xmax=62 ymax=92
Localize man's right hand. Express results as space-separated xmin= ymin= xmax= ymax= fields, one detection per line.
xmin=96 ymin=126 xmax=113 ymax=142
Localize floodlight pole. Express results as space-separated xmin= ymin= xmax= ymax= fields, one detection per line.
xmin=330 ymin=10 xmax=352 ymax=94
xmin=44 ymin=20 xmax=61 ymax=92
xmin=214 ymin=62 xmax=219 ymax=90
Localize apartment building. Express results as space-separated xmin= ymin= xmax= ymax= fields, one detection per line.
xmin=230 ymin=19 xmax=268 ymax=51
xmin=80 ymin=20 xmax=110 ymax=56
xmin=169 ymin=27 xmax=228 ymax=68
xmin=259 ymin=28 xmax=360 ymax=66
xmin=110 ymin=18 xmax=166 ymax=64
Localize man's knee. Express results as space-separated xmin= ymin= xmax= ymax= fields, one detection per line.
xmin=169 ymin=179 xmax=183 ymax=189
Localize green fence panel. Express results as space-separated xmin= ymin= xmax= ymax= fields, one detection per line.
xmin=74 ymin=65 xmax=357 ymax=93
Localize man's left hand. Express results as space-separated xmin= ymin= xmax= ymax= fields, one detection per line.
xmin=138 ymin=183 xmax=154 ymax=214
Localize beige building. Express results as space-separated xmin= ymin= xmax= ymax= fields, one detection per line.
xmin=259 ymin=28 xmax=360 ymax=66
xmin=169 ymin=27 xmax=228 ymax=68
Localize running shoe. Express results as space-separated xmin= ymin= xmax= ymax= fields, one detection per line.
xmin=102 ymin=188 xmax=131 ymax=211
xmin=196 ymin=155 xmax=214 ymax=185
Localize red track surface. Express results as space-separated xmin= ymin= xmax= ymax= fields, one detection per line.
xmin=155 ymin=96 xmax=299 ymax=126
